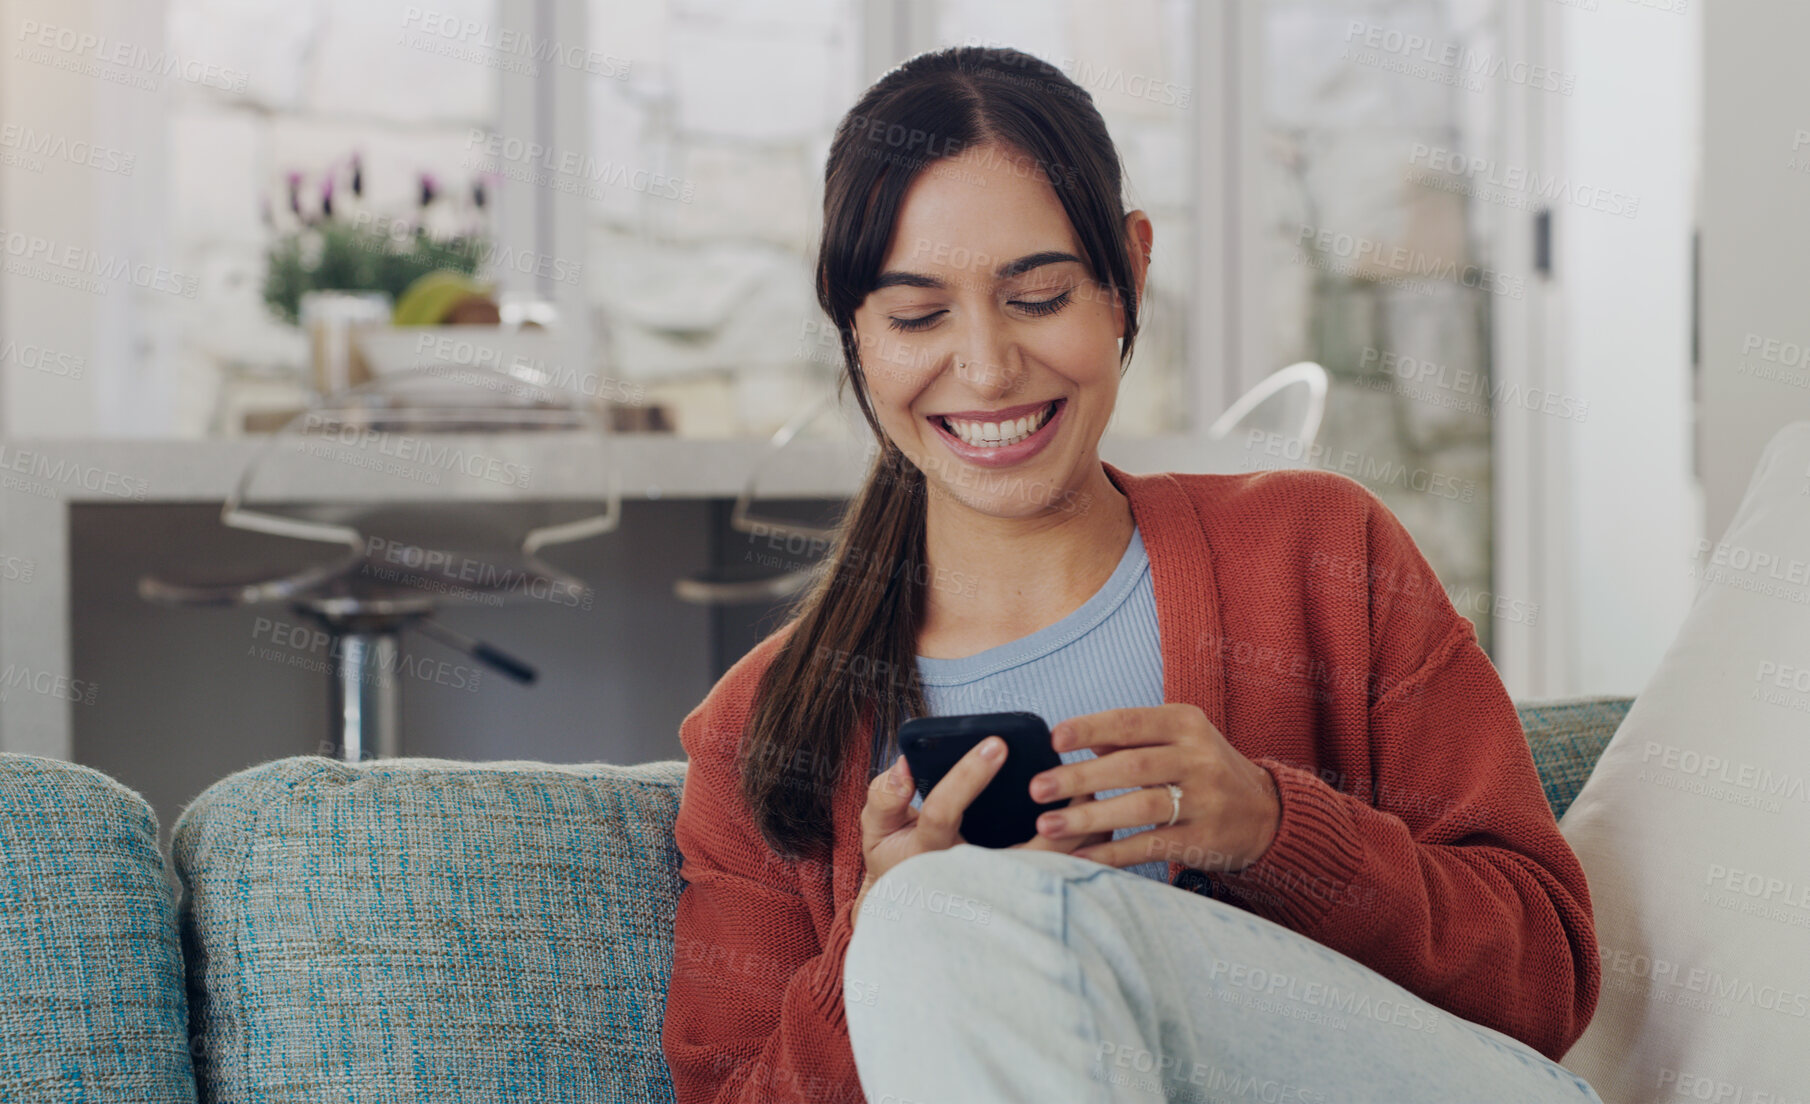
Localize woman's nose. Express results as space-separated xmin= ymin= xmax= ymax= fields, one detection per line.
xmin=953 ymin=348 xmax=1037 ymax=406
xmin=949 ymin=320 xmax=1024 ymax=397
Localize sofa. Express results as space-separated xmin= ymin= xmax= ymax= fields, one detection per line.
xmin=0 ymin=696 xmax=1632 ymax=1103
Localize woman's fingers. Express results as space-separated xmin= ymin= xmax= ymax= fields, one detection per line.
xmin=1010 ymin=790 xmax=1109 ymax=854
xmin=862 ymin=755 xmax=917 ymax=843
xmin=1032 ymin=744 xmax=1181 ymax=803
xmin=1034 ymin=784 xmax=1177 ymax=842
xmin=1052 ymin=705 xmax=1195 ymax=755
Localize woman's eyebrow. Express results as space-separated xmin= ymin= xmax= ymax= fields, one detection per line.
xmin=871 ymin=250 xmax=1083 ymax=291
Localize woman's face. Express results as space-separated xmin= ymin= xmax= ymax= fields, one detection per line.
xmin=851 ymin=140 xmax=1149 ymax=519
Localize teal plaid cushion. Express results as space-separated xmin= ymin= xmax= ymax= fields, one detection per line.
xmin=0 ymin=754 xmax=197 ymax=1103
xmin=1518 ymin=696 xmax=1633 ymax=819
xmin=173 ymin=756 xmax=687 ymax=1104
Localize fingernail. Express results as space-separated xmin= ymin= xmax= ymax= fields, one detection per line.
xmin=981 ymin=736 xmax=1004 ymax=760
xmin=1039 ymin=813 xmax=1065 ymax=835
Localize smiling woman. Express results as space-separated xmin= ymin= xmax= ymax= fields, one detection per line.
xmin=758 ymin=45 xmax=1155 ymax=850
xmin=660 ymin=44 xmax=1605 ymax=1104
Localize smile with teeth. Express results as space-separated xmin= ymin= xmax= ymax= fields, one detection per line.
xmin=940 ymin=400 xmax=1059 ymax=447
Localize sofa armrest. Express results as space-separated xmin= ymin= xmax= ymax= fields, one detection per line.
xmin=0 ymin=753 xmax=196 ymax=1103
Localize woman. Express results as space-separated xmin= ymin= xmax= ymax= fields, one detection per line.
xmin=661 ymin=45 xmax=1602 ymax=1104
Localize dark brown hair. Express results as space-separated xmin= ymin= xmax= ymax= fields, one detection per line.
xmin=737 ymin=44 xmax=1143 ymax=862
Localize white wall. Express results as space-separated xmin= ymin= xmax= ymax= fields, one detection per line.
xmin=1 ymin=0 xmax=172 ymax=437
xmin=1556 ymin=0 xmax=1700 ymax=697
xmin=1700 ymin=1 xmax=1810 ymax=539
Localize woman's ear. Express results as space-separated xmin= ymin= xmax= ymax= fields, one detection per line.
xmin=1125 ymin=209 xmax=1155 ymax=300
xmin=1110 ymin=209 xmax=1156 ymax=333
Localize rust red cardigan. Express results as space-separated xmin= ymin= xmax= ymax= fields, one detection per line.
xmin=660 ymin=462 xmax=1600 ymax=1103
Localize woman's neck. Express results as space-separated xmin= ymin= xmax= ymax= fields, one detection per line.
xmin=915 ymin=460 xmax=1134 ymax=659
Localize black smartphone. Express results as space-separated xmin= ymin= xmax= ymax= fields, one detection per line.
xmin=897 ymin=711 xmax=1069 ymax=848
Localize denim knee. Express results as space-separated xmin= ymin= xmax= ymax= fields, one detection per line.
xmin=845 ymin=845 xmax=1043 ymax=1019
xmin=855 ymin=843 xmax=1016 ymax=936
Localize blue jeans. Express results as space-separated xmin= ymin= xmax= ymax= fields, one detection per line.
xmin=843 ymin=844 xmax=1602 ymax=1103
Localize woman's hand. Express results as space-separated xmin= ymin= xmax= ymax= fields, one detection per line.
xmin=1024 ymin=703 xmax=1281 ymax=874
xmin=853 ymin=738 xmax=1110 ymax=928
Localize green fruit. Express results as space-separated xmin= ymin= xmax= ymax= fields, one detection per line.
xmin=393 ymin=269 xmax=494 ymax=325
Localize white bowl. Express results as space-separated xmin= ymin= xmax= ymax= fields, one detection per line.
xmin=354 ymin=326 xmax=569 ymax=383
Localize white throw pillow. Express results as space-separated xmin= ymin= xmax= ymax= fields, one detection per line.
xmin=1559 ymin=420 xmax=1810 ymax=1101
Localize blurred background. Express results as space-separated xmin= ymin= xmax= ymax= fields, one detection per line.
xmin=4 ymin=0 xmax=1801 ymax=844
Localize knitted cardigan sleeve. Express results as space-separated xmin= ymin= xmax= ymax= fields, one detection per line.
xmin=1216 ymin=482 xmax=1602 ymax=1061
xmin=660 ymin=675 xmax=866 ymax=1104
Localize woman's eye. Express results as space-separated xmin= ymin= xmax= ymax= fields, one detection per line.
xmin=1011 ymin=288 xmax=1073 ymax=317
xmin=888 ymin=311 xmax=944 ymax=333
xmin=885 ymin=287 xmax=1073 ymax=332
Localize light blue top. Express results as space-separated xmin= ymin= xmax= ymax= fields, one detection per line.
xmin=907 ymin=524 xmax=1170 ymax=883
